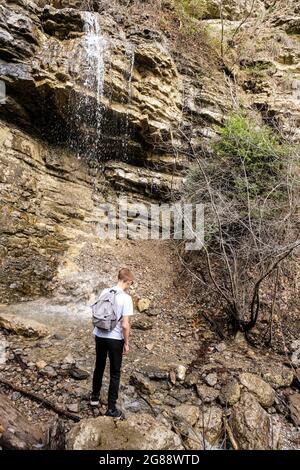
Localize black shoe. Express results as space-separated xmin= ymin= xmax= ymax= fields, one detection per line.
xmin=90 ymin=394 xmax=100 ymax=406
xmin=105 ymin=408 xmax=125 ymax=419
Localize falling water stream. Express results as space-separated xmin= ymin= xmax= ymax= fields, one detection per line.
xmin=67 ymin=10 xmax=135 ymax=163
xmin=82 ymin=11 xmax=107 ymax=119
xmin=2 ymin=11 xmax=137 ymax=329
xmin=123 ymin=44 xmax=135 ymax=160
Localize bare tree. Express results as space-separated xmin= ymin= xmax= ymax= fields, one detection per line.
xmin=179 ymin=114 xmax=300 ymax=342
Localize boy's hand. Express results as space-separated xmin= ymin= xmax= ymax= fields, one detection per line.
xmin=123 ymin=343 xmax=129 ymax=355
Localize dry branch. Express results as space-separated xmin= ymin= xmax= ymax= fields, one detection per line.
xmin=0 ymin=376 xmax=81 ymax=422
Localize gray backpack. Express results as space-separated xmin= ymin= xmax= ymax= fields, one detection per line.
xmin=91 ymin=288 xmax=121 ymax=331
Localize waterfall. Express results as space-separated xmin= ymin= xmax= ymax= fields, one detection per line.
xmin=83 ymin=12 xmax=106 ymax=104
xmin=122 ymin=44 xmax=135 ymax=160
xmin=67 ymin=11 xmax=135 ymax=163
xmin=82 ymin=11 xmax=107 ymax=148
xmin=67 ymin=11 xmax=108 ymax=160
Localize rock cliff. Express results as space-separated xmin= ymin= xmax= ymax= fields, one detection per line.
xmin=0 ymin=0 xmax=299 ymax=304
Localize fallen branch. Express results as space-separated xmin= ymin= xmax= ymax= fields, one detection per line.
xmin=12 ymin=351 xmax=28 ymax=371
xmin=0 ymin=376 xmax=80 ymax=422
xmin=224 ymin=418 xmax=238 ymax=450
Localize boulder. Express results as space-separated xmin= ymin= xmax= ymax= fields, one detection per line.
xmin=196 ymin=384 xmax=219 ymax=403
xmin=289 ymin=393 xmax=300 ymax=426
xmin=230 ymin=392 xmax=280 ymax=450
xmin=174 ymin=404 xmax=200 ymax=426
xmin=194 ymin=406 xmax=223 ymax=446
xmin=66 ymin=413 xmax=183 ymax=450
xmin=0 ymin=312 xmax=49 ymax=338
xmin=219 ymin=379 xmax=241 ymax=406
xmin=239 ymin=373 xmax=275 ymax=407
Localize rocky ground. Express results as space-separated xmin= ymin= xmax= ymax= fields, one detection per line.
xmin=0 ymin=238 xmax=299 ymax=450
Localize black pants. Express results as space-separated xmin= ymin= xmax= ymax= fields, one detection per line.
xmin=92 ymin=336 xmax=124 ymax=410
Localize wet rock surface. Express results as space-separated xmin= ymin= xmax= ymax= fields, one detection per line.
xmin=0 ymin=0 xmax=233 ymax=304
xmin=1 ymin=0 xmax=299 ymax=307
xmin=0 ymin=312 xmax=49 ymax=338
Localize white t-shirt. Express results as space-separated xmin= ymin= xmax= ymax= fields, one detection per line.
xmin=93 ymin=285 xmax=134 ymax=340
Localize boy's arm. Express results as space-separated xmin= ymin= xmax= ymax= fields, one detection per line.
xmin=122 ymin=295 xmax=133 ymax=355
xmin=122 ymin=316 xmax=130 ymax=355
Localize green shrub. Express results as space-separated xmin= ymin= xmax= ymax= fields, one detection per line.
xmin=184 ymin=113 xmax=296 ymax=215
xmin=182 ymin=112 xmax=299 ymax=337
xmin=175 ymin=0 xmax=208 ymax=19
xmin=174 ymin=0 xmax=208 ymax=34
xmin=212 ymin=114 xmax=287 ymax=196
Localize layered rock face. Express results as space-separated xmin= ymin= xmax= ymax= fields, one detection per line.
xmin=0 ymin=1 xmax=187 ymax=302
xmin=0 ymin=120 xmax=183 ymax=303
xmin=0 ymin=0 xmax=182 ymax=161
xmin=202 ymin=0 xmax=300 ymax=139
xmin=0 ymin=120 xmax=105 ymax=302
xmin=0 ymin=0 xmax=299 ymax=303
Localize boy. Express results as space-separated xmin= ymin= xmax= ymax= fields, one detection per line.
xmin=90 ymin=267 xmax=134 ymax=418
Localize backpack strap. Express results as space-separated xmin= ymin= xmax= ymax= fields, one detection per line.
xmin=109 ymin=288 xmax=123 ymax=322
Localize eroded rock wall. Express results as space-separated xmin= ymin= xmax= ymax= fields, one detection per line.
xmin=0 ymin=0 xmax=299 ymax=303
